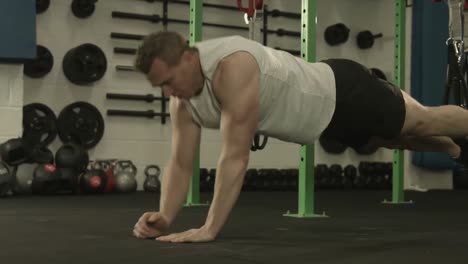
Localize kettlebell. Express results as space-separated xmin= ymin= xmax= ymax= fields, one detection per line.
xmin=0 ymin=161 xmax=13 ymax=197
xmin=28 ymin=145 xmax=54 ymax=164
xmin=14 ymin=163 xmax=36 ymax=194
xmin=144 ymin=165 xmax=161 ymax=192
xmin=114 ymin=160 xmax=137 ymax=193
xmin=32 ymin=164 xmax=60 ymax=195
xmin=89 ymin=160 xmax=115 ymax=193
xmin=0 ymin=138 xmax=31 ymax=166
xmin=55 ymin=143 xmax=89 ymax=172
xmin=79 ymin=169 xmax=107 ymax=194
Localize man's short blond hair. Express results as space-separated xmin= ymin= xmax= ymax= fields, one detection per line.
xmin=134 ymin=31 xmax=192 ymax=74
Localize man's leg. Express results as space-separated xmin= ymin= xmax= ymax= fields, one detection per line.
xmin=368 ymin=135 xmax=460 ymax=158
xmin=400 ymin=90 xmax=468 ymax=137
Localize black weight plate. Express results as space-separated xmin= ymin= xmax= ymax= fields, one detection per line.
xmin=57 ymin=102 xmax=104 ymax=149
xmin=24 ymin=45 xmax=54 ymax=78
xmin=71 ymin=0 xmax=97 ymax=18
xmin=22 ymin=103 xmax=58 ymax=147
xmin=36 ymin=0 xmax=50 ymax=14
xmin=319 ymin=136 xmax=347 ymax=154
xmin=62 ymin=43 xmax=107 ymax=85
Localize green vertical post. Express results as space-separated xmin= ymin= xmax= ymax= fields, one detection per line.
xmin=186 ymin=0 xmax=207 ymax=207
xmin=284 ymin=0 xmax=326 ymax=218
xmin=383 ymin=0 xmax=412 ymax=205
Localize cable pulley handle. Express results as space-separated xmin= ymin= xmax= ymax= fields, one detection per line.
xmin=237 ymin=0 xmax=263 ymax=18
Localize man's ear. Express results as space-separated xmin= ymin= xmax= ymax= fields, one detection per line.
xmin=181 ymin=50 xmax=196 ymax=63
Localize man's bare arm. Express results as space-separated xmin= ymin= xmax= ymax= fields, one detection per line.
xmin=204 ymin=52 xmax=260 ymax=235
xmin=159 ymin=97 xmax=201 ymax=224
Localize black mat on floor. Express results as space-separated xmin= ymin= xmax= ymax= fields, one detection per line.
xmin=0 ymin=190 xmax=467 ymax=264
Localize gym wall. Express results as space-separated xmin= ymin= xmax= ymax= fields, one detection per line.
xmin=0 ymin=65 xmax=23 ymax=142
xmin=1 ymin=0 xmax=450 ymax=190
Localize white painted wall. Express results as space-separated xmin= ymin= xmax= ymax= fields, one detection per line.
xmin=13 ymin=0 xmax=451 ymax=190
xmin=0 ymin=64 xmax=24 ymax=142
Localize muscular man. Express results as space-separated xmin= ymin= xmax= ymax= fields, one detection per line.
xmin=132 ymin=31 xmax=468 ymax=243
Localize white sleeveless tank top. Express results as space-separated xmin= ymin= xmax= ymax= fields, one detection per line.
xmin=186 ymin=36 xmax=336 ymax=145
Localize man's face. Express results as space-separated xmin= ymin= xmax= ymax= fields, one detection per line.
xmin=147 ymin=52 xmax=197 ymax=99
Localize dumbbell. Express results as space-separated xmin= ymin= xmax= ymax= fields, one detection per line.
xmin=357 ymin=30 xmax=383 ymax=49
xmin=373 ymin=162 xmax=388 ymax=190
xmin=243 ymin=169 xmax=257 ymax=191
xmin=206 ymin=169 xmax=216 ymax=192
xmin=328 ymin=164 xmax=343 ymax=189
xmin=360 ymin=162 xmax=380 ymax=189
xmin=314 ymin=164 xmax=329 ymax=190
xmin=286 ymin=169 xmax=298 ymax=191
xmin=324 ymin=23 xmax=350 ymax=46
xmin=269 ymin=169 xmax=283 ymax=191
xmin=343 ymin=165 xmax=357 ymax=189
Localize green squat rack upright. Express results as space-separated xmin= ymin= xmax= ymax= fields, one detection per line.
xmin=383 ymin=0 xmax=412 ymax=205
xmin=185 ymin=0 xmax=207 ymax=207
xmin=284 ymin=0 xmax=327 ymax=219
xmin=285 ymin=0 xmax=412 ymax=218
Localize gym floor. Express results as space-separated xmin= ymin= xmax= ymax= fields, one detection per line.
xmin=1 ymin=190 xmax=467 ymax=264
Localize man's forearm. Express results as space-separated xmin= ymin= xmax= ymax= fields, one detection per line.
xmin=159 ymin=161 xmax=192 ymax=224
xmin=204 ymin=157 xmax=247 ymax=235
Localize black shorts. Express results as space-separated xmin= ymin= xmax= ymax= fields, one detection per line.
xmin=320 ymin=59 xmax=406 ymax=149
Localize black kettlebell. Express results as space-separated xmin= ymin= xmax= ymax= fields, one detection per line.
xmin=143 ymin=165 xmax=161 ymax=192
xmin=80 ymin=169 xmax=107 ymax=194
xmin=55 ymin=143 xmax=89 ymax=172
xmin=28 ymin=145 xmax=54 ymax=164
xmin=32 ymin=164 xmax=60 ymax=195
xmin=0 ymin=161 xmax=13 ymax=197
xmin=0 ymin=138 xmax=31 ymax=166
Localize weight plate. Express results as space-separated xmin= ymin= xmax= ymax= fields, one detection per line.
xmin=22 ymin=103 xmax=57 ymax=147
xmin=24 ymin=45 xmax=54 ymax=78
xmin=62 ymin=43 xmax=107 ymax=85
xmin=57 ymin=102 xmax=104 ymax=149
xmin=71 ymin=0 xmax=97 ymax=18
xmin=36 ymin=0 xmax=50 ymax=14
xmin=319 ymin=136 xmax=347 ymax=154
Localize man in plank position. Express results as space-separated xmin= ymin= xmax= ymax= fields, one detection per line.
xmin=132 ymin=31 xmax=468 ymax=243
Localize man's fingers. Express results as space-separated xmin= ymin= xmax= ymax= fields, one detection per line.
xmin=133 ymin=228 xmax=145 ymax=238
xmin=156 ymin=230 xmax=195 ymax=242
xmin=147 ymin=213 xmax=161 ymax=224
xmin=136 ymin=222 xmax=153 ymax=234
